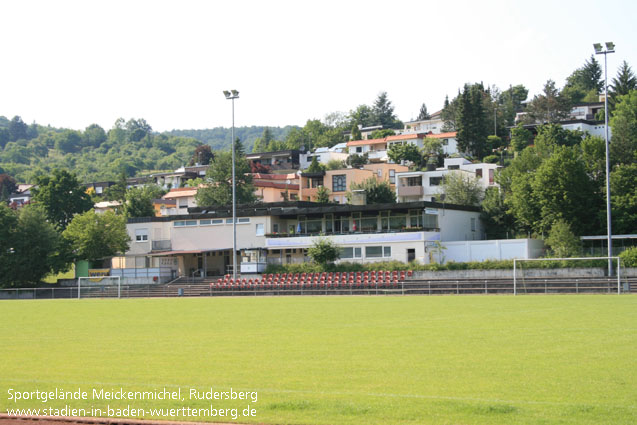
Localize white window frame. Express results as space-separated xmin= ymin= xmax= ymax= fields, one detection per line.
xmin=135 ymin=228 xmax=149 ymax=242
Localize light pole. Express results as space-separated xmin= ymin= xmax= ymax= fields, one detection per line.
xmin=593 ymin=42 xmax=614 ymax=276
xmin=223 ymin=90 xmax=239 ymax=279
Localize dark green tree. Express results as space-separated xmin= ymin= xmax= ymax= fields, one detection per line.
xmin=305 ymin=156 xmax=326 ymax=173
xmin=346 ymin=153 xmax=368 ymax=168
xmin=8 ymin=116 xmax=28 ymax=142
xmin=545 ymin=219 xmax=582 ymax=257
xmin=124 ymin=185 xmax=165 ymax=218
xmin=349 ymin=177 xmax=396 ymax=204
xmin=387 ymin=143 xmax=422 ymax=166
xmin=106 ymin=170 xmax=128 ymax=202
xmin=54 ymin=130 xmax=83 ymax=153
xmin=609 ymin=61 xmax=637 ymax=110
xmin=126 ymin=118 xmax=152 ymax=142
xmin=195 ymin=141 xmax=255 ymax=207
xmin=610 ymin=163 xmax=637 ymax=235
xmin=63 ymin=210 xmax=130 ymax=263
xmin=417 ymin=103 xmax=430 ymax=120
xmin=32 ymin=169 xmax=94 ymax=230
xmin=563 ymin=55 xmax=603 ymax=103
xmin=441 ymin=171 xmax=483 ymax=206
xmin=83 ymin=124 xmax=107 ymax=148
xmin=0 ymin=174 xmax=18 ymax=201
xmin=349 ymin=104 xmax=375 ymax=128
xmin=350 ymin=125 xmax=362 ymax=141
xmin=609 ymin=90 xmax=637 ymax=165
xmin=372 ymin=92 xmax=402 ymax=129
xmin=510 ymin=124 xmax=533 ymax=153
xmin=525 ymin=80 xmax=572 ymax=124
xmin=0 ymin=205 xmax=71 ymax=288
xmin=456 ymin=83 xmax=489 ymax=158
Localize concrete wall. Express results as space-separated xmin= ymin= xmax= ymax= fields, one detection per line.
xmin=440 ymin=239 xmax=544 ymax=263
xmin=437 ymin=208 xmax=484 ymax=242
xmin=413 ymin=267 xmax=637 ymax=279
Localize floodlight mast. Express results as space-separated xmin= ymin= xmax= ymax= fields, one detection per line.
xmin=224 ymin=90 xmax=239 ymax=280
xmin=593 ymin=42 xmax=614 ymax=276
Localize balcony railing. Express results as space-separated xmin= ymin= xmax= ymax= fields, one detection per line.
xmin=265 ymin=227 xmax=438 ymax=238
xmin=152 ymin=240 xmax=172 ymax=251
xmin=398 ymin=186 xmax=424 ymax=197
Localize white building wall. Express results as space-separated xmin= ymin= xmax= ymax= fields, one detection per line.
xmin=437 ymin=208 xmax=483 ymax=242
xmin=441 ymin=239 xmax=544 ymax=263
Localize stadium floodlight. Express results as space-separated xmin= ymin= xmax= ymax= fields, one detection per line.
xmin=593 ymin=42 xmax=615 ymax=275
xmin=223 ymin=89 xmax=239 ymax=279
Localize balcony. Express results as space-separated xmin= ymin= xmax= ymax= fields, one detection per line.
xmin=398 ymin=186 xmax=424 ymax=197
xmin=152 ymin=240 xmax=172 ymax=251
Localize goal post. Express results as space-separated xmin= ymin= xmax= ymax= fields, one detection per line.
xmin=513 ymin=257 xmax=621 ymax=295
xmin=77 ymin=276 xmax=121 ymax=299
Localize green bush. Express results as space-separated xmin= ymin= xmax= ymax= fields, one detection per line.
xmin=619 ymin=247 xmax=637 ymax=267
xmin=482 ymin=155 xmax=500 ymax=164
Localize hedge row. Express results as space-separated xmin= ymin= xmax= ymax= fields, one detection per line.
xmin=265 ymin=258 xmax=621 ymax=274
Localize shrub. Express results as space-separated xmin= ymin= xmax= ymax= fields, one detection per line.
xmin=619 ymin=247 xmax=637 ymax=267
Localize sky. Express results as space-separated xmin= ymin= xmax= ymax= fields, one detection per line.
xmin=2 ymin=0 xmax=636 ymax=132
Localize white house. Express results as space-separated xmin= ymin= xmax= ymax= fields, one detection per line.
xmin=395 ymin=157 xmax=500 ymax=203
xmin=299 ymin=143 xmax=349 ymax=169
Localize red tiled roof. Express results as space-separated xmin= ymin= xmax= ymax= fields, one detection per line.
xmin=346 ymin=138 xmax=387 ymax=147
xmin=385 ymin=133 xmax=426 ymax=141
xmin=251 ymin=173 xmax=298 ymax=180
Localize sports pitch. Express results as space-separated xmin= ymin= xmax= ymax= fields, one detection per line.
xmin=1 ymin=295 xmax=636 ymax=425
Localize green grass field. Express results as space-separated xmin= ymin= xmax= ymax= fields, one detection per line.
xmin=1 ymin=295 xmax=636 ymax=424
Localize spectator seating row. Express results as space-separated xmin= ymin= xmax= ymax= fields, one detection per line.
xmin=211 ymin=270 xmax=413 ymax=290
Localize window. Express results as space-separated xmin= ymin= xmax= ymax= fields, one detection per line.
xmin=178 ymin=199 xmax=188 ymax=208
xmin=471 ymin=218 xmax=476 ymax=232
xmin=476 ymin=168 xmax=483 ymax=178
xmin=356 ymin=146 xmax=362 ymax=153
xmin=389 ymin=169 xmax=395 ymax=184
xmin=406 ymin=176 xmax=422 ymax=186
xmin=173 ymin=220 xmax=197 ymax=227
xmin=442 ymin=138 xmax=449 ymax=146
xmin=489 ymin=169 xmax=495 ymax=185
xmin=340 ymin=247 xmax=362 ymax=259
xmin=409 ymin=209 xmax=422 ymax=227
xmin=273 ymin=223 xmax=279 ymax=233
xmin=429 ymin=176 xmax=442 ymax=186
xmin=365 ymin=246 xmax=391 ymax=258
xmin=238 ymin=218 xmax=250 ymax=224
xmin=96 ymin=186 xmax=103 ymax=194
xmin=135 ymin=228 xmax=148 ymax=242
xmin=200 ymin=219 xmax=223 ymax=225
xmin=306 ymin=219 xmax=322 ymax=233
xmin=360 ymin=213 xmax=378 ymax=232
xmin=333 ymin=175 xmax=346 ymax=192
xmin=448 ymin=165 xmax=459 ymax=170
xmin=310 ymin=177 xmax=324 ymax=188
xmin=256 ymin=223 xmax=264 ymax=236
xmin=377 ymin=169 xmax=382 ymax=177
xmin=423 ymin=214 xmax=438 ymax=229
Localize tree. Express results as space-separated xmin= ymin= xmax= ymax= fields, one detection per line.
xmin=8 ymin=116 xmax=28 ymax=142
xmin=525 ymin=80 xmax=572 ymax=124
xmin=305 ymin=156 xmax=326 ymax=173
xmin=349 ymin=104 xmax=375 ymax=128
xmin=350 ymin=125 xmax=362 ymax=141
xmin=372 ymin=92 xmax=402 ymax=129
xmin=510 ymin=124 xmax=533 ymax=153
xmin=126 ymin=118 xmax=152 ymax=142
xmin=417 ymin=103 xmax=431 ymax=120
xmin=83 ymin=124 xmax=107 ymax=148
xmin=441 ymin=171 xmax=483 ymax=206
xmin=0 ymin=173 xmax=18 ymax=201
xmin=346 ymin=153 xmax=368 ymax=168
xmin=253 ymin=127 xmax=275 ymax=152
xmin=349 ymin=177 xmax=396 ymax=204
xmin=63 ymin=210 xmax=130 ymax=263
xmin=610 ymin=61 xmax=637 ymax=110
xmin=0 ymin=205 xmax=71 ymax=288
xmin=545 ymin=219 xmax=581 ymax=258
xmin=456 ymin=83 xmax=489 ymax=158
xmin=32 ymin=169 xmax=94 ymax=230
xmin=441 ymin=94 xmax=458 ymax=132
xmin=370 ymin=129 xmax=396 ymax=139
xmin=499 ymin=85 xmax=529 ymax=126
xmin=562 ymin=55 xmax=603 ymax=104
xmin=325 ymin=159 xmax=345 ymax=170
xmin=387 ymin=143 xmax=422 ymax=166
xmin=481 ymin=186 xmax=514 ymax=239
xmin=124 ymin=185 xmax=165 ymax=218
xmin=609 ymin=90 xmax=637 ymax=165
xmin=105 ymin=170 xmax=128 ymax=202
xmin=190 ymin=144 xmax=214 ymax=165
xmin=195 ymin=141 xmax=256 ymax=207
xmin=315 ymin=186 xmax=331 ymax=203
xmin=54 ymin=130 xmax=83 ymax=153
xmin=307 ymin=238 xmax=340 ymax=266
xmin=610 ymin=163 xmax=637 ymax=235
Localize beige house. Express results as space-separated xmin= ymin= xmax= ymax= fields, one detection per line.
xmin=299 ymin=163 xmax=408 ymax=204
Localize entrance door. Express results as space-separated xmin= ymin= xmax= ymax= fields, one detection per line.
xmin=407 ymin=248 xmax=416 ymax=262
